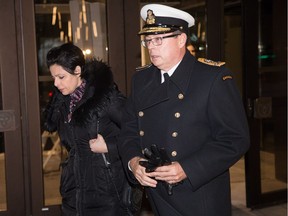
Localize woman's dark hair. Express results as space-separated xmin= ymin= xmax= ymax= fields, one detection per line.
xmin=46 ymin=43 xmax=85 ymax=75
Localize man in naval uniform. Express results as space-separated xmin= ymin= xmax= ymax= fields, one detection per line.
xmin=119 ymin=3 xmax=250 ymax=216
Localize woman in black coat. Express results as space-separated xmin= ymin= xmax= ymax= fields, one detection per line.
xmin=44 ymin=43 xmax=127 ymax=216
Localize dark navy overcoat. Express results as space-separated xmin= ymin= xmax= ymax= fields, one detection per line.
xmin=119 ymin=51 xmax=250 ymax=216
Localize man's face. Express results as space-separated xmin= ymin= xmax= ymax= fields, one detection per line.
xmin=143 ymin=32 xmax=186 ymax=71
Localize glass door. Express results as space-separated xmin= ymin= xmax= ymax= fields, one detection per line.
xmin=243 ymin=0 xmax=287 ymax=208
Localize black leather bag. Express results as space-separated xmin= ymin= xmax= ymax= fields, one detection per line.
xmin=122 ymin=181 xmax=143 ymax=216
xmin=102 ymin=153 xmax=143 ymax=215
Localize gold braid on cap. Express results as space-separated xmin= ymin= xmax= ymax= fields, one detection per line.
xmin=138 ymin=26 xmax=172 ymax=34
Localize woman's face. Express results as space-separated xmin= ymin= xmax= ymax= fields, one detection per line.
xmin=50 ymin=64 xmax=82 ymax=95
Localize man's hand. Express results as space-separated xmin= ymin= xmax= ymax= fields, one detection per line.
xmin=149 ymin=161 xmax=187 ymax=185
xmin=129 ymin=156 xmax=158 ymax=187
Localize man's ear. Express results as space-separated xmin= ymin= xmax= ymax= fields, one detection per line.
xmin=178 ymin=33 xmax=187 ymax=47
xmin=74 ymin=66 xmax=82 ymax=76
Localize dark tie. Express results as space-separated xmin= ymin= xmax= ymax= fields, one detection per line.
xmin=163 ymin=73 xmax=170 ymax=83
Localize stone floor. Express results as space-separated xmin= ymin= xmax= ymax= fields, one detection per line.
xmin=0 ymin=149 xmax=287 ymax=215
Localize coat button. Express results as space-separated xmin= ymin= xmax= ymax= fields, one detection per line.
xmin=175 ymin=112 xmax=181 ymax=118
xmin=138 ymin=111 xmax=144 ymax=117
xmin=178 ymin=93 xmax=184 ymax=100
xmin=178 ymin=93 xmax=184 ymax=99
xmin=171 ymin=151 xmax=177 ymax=157
xmin=139 ymin=130 xmax=144 ymax=136
xmin=172 ymin=132 xmax=178 ymax=137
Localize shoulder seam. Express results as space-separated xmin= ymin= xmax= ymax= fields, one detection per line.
xmin=136 ymin=64 xmax=152 ymax=71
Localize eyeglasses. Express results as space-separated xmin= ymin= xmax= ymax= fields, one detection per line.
xmin=141 ymin=34 xmax=181 ymax=48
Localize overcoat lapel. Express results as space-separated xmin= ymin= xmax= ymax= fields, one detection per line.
xmin=170 ymin=52 xmax=195 ymax=94
xmin=137 ymin=68 xmax=170 ymax=110
xmin=137 ymin=52 xmax=196 ymax=111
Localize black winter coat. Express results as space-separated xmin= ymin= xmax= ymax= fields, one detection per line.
xmin=44 ymin=60 xmax=127 ymax=216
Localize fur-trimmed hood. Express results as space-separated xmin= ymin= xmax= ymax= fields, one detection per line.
xmin=43 ymin=58 xmax=121 ymax=132
xmin=82 ymin=58 xmax=114 ymax=91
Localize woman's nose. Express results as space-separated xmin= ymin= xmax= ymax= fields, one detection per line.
xmin=54 ymin=79 xmax=59 ymax=87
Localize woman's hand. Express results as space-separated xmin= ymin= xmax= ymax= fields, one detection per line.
xmin=89 ymin=134 xmax=108 ymax=153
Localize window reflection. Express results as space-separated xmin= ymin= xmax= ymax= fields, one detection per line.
xmin=186 ymin=4 xmax=206 ymax=59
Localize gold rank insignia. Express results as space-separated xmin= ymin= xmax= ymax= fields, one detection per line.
xmin=222 ymin=75 xmax=233 ymax=80
xmin=198 ymin=58 xmax=225 ymax=67
xmin=136 ymin=64 xmax=152 ymax=71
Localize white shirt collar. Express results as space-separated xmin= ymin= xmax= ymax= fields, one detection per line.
xmin=160 ymin=61 xmax=181 ymax=83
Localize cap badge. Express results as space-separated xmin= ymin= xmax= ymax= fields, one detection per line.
xmin=146 ymin=9 xmax=155 ymax=24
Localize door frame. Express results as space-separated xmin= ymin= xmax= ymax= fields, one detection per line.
xmin=14 ymin=0 xmax=55 ymax=215
xmin=0 ymin=1 xmax=26 ymax=215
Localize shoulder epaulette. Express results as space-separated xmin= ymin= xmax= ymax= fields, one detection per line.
xmin=198 ymin=58 xmax=225 ymax=67
xmin=136 ymin=64 xmax=152 ymax=71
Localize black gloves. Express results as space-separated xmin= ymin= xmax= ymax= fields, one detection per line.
xmin=43 ymin=89 xmax=64 ymax=132
xmin=139 ymin=144 xmax=182 ymax=195
xmin=139 ymin=144 xmax=171 ymax=173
